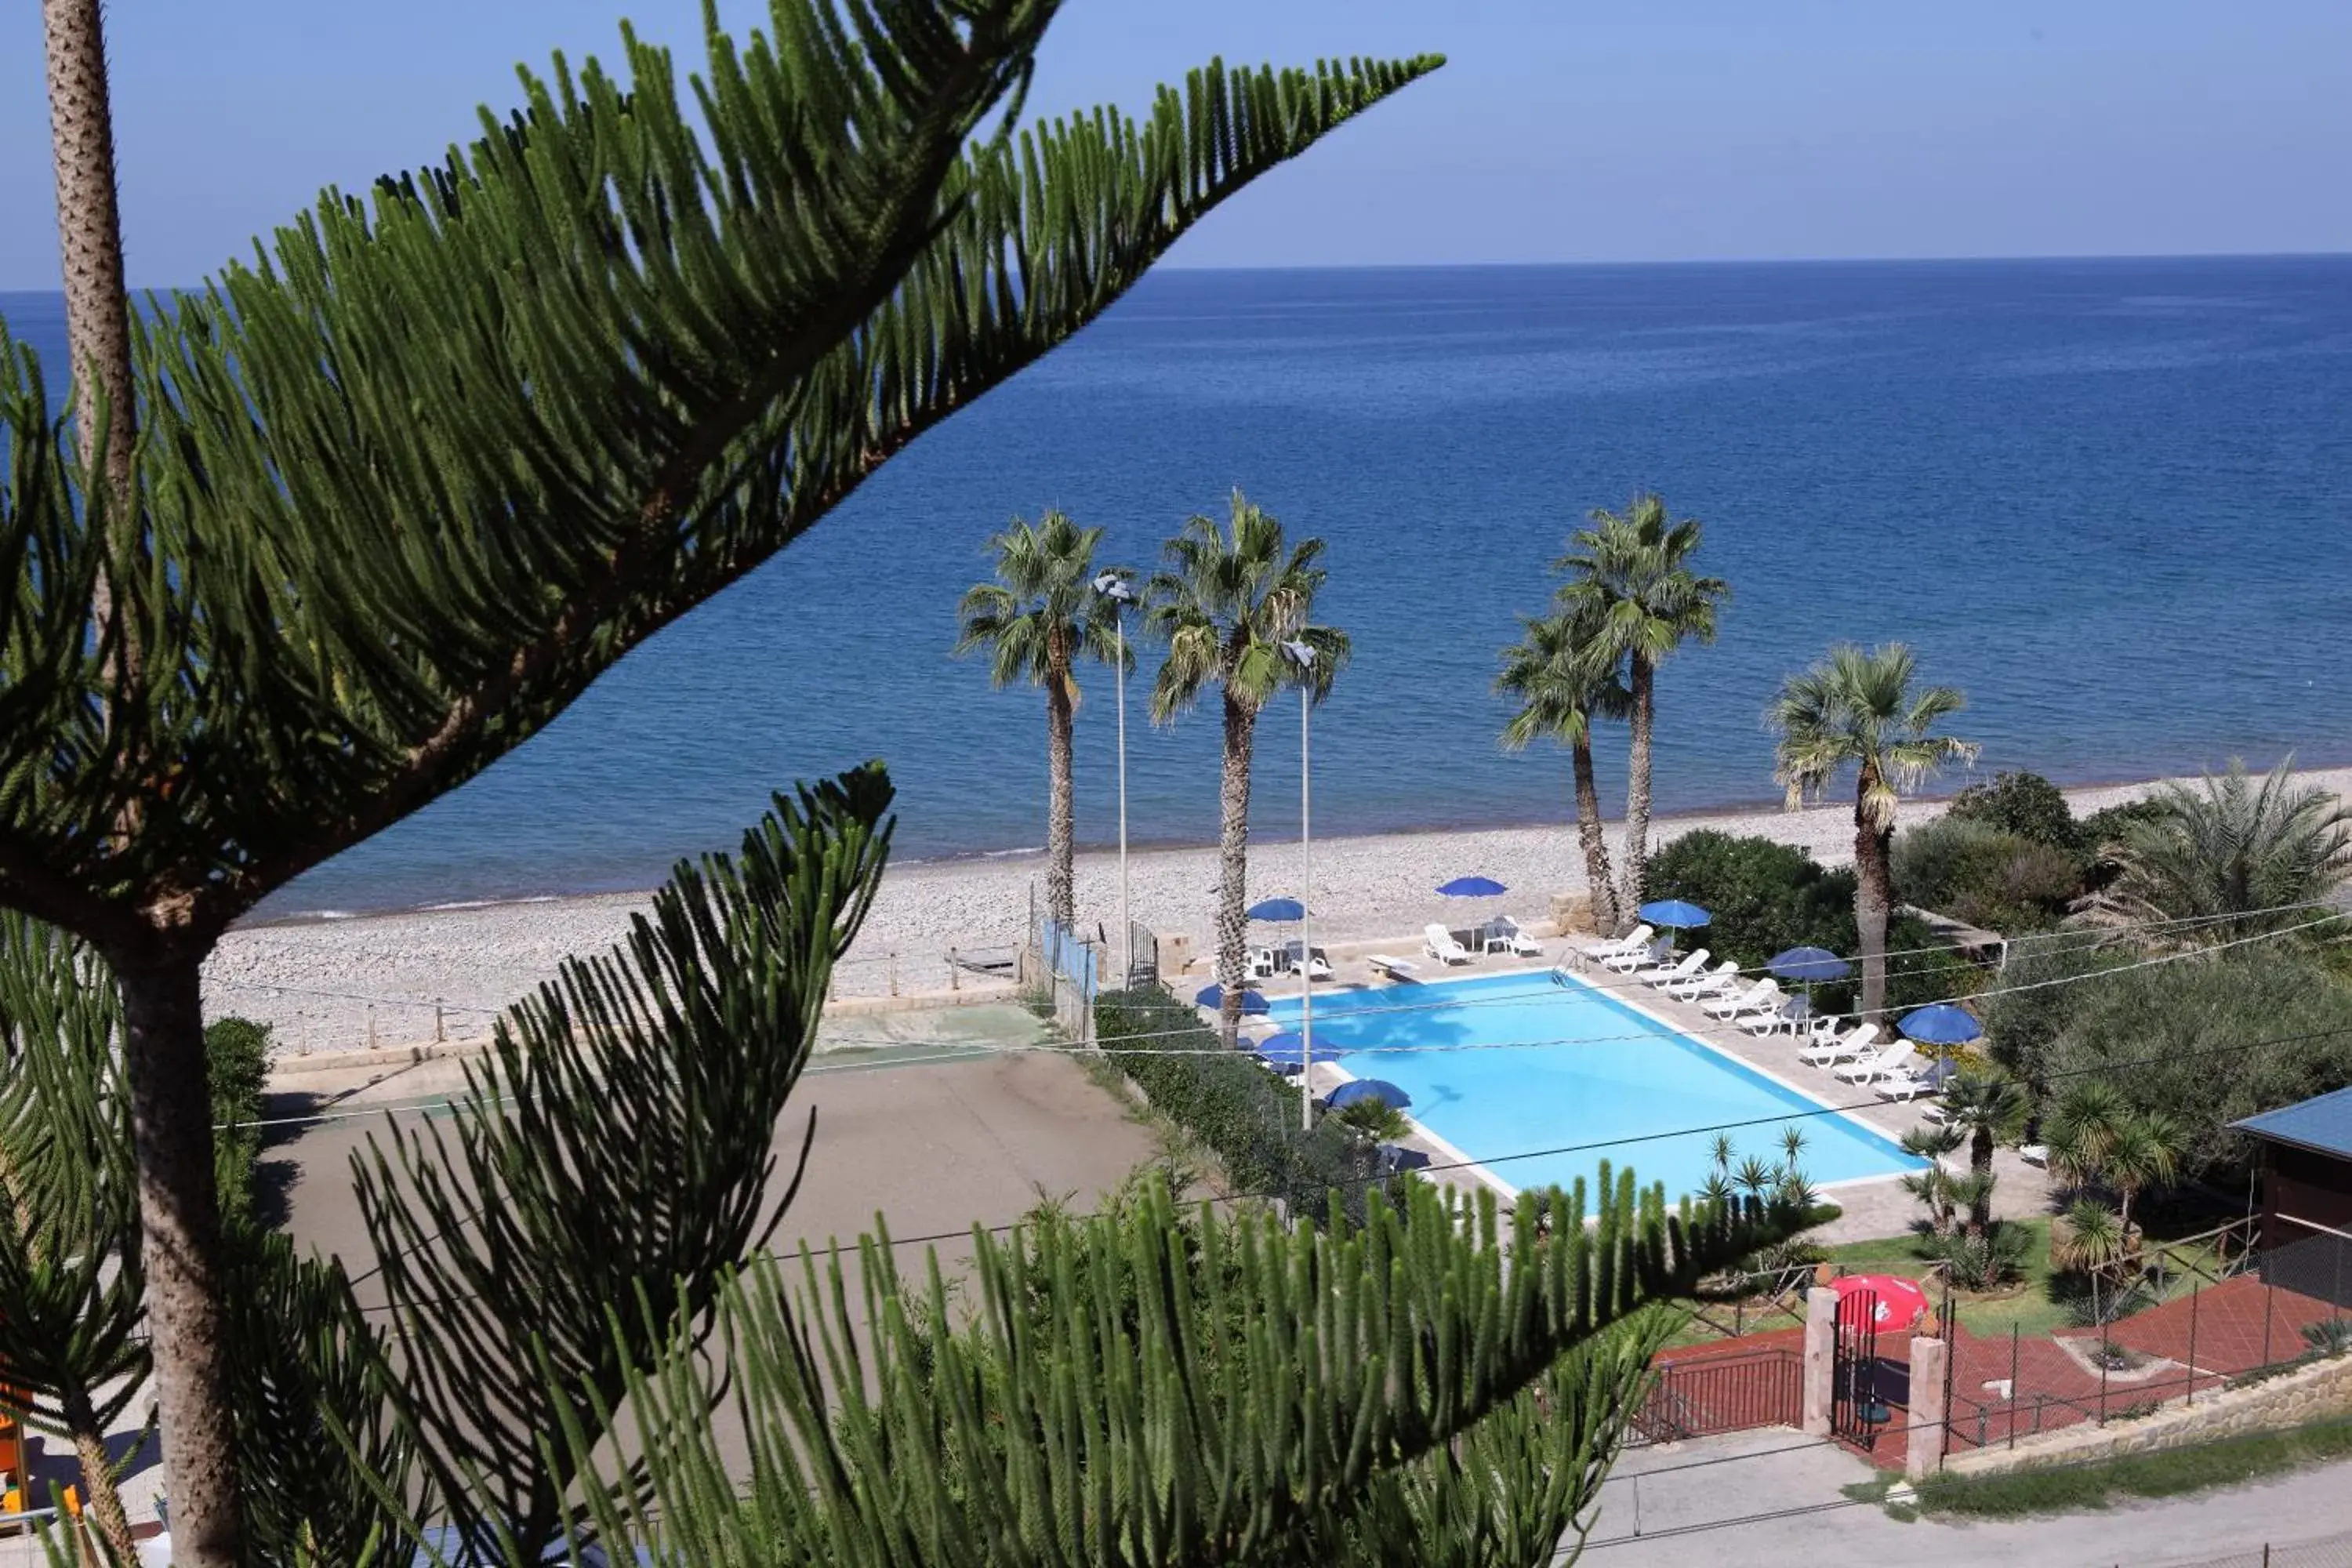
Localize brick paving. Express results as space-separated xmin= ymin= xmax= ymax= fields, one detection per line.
xmin=2086 ymin=1272 xmax=2348 ymax=1376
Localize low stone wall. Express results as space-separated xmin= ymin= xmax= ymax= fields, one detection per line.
xmin=1941 ymin=1353 xmax=2352 ymax=1477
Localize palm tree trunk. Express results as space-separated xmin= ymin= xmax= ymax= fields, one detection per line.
xmin=1619 ymin=654 xmax=1656 ymax=914
xmin=1570 ymin=736 xmax=1621 ymax=936
xmin=1044 ymin=664 xmax=1076 ymax=928
xmin=63 ymin=1387 xmax=136 ymax=1562
xmin=42 ymin=0 xmax=134 ymax=626
xmin=1853 ymin=793 xmax=1893 ymax=1022
xmin=1216 ymin=692 xmax=1258 ymax=1050
xmin=113 ymin=949 xmax=242 ymax=1568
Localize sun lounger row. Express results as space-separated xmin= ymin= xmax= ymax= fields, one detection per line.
xmin=1424 ymin=918 xmax=1546 ymax=965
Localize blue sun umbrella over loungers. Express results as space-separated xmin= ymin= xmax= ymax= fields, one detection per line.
xmin=1636 ymin=898 xmax=1711 ymax=931
xmin=1247 ymin=897 xmax=1307 ymax=923
xmin=1329 ymin=1079 xmax=1412 ymax=1110
xmin=1195 ymin=984 xmax=1271 ymax=1015
xmin=1768 ymin=946 xmax=1852 ymax=984
xmin=1899 ymin=1004 xmax=1983 ymax=1046
xmin=1254 ymin=1031 xmax=1306 ymax=1069
xmin=1436 ymin=876 xmax=1508 ymax=898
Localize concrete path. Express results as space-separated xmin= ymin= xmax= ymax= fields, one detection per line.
xmin=1584 ymin=1428 xmax=2352 ymax=1567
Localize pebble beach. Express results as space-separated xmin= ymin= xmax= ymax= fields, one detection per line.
xmin=203 ymin=765 xmax=2352 ymax=1058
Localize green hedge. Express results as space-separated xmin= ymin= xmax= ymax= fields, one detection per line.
xmin=1094 ymin=988 xmax=1378 ymax=1225
xmin=206 ymin=1015 xmax=272 ymax=1229
xmin=1646 ymin=831 xmax=1983 ymax=1014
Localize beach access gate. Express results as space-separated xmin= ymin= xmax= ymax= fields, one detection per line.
xmin=1029 ymin=913 xmax=1098 ymax=1045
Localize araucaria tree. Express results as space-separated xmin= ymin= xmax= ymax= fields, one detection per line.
xmin=956 ymin=510 xmax=1123 ymax=927
xmin=5 ymin=5 xmax=1441 ymax=1558
xmin=1555 ymin=494 xmax=1729 ymax=913
xmin=1496 ymin=606 xmax=1630 ymax=938
xmin=1148 ymin=491 xmax=1348 ymax=1047
xmin=1766 ymin=643 xmax=1977 ymax=1019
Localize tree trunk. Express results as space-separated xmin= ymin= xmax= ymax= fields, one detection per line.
xmin=114 ymin=951 xmax=242 ymax=1568
xmin=1215 ymin=691 xmax=1258 ymax=1051
xmin=1618 ymin=654 xmax=1655 ymax=915
xmin=1570 ymin=736 xmax=1621 ymax=936
xmin=42 ymin=0 xmax=135 ymax=624
xmin=1853 ymin=782 xmax=1893 ymax=1022
xmin=64 ymin=1388 xmax=136 ymax=1562
xmin=1044 ymin=662 xmax=1076 ymax=928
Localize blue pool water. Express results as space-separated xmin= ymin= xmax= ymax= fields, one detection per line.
xmin=1267 ymin=971 xmax=1925 ymax=1203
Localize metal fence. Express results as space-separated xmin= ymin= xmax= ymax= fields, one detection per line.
xmin=1632 ymin=1348 xmax=1803 ymax=1445
xmin=2145 ymin=1531 xmax=2352 ymax=1568
xmin=1944 ymin=1228 xmax=2352 ymax=1454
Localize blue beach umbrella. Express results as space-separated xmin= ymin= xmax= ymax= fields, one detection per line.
xmin=1768 ymin=946 xmax=1853 ymax=984
xmin=1247 ymin=897 xmax=1307 ymax=923
xmin=1899 ymin=1004 xmax=1984 ymax=1047
xmin=1254 ymin=1031 xmax=1306 ymax=1069
xmin=1436 ymin=876 xmax=1508 ymax=898
xmin=1636 ymin=898 xmax=1711 ymax=931
xmin=1194 ymin=984 xmax=1271 ymax=1015
xmin=1329 ymin=1079 xmax=1412 ymax=1110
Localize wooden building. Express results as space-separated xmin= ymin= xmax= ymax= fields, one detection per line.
xmin=2233 ymin=1086 xmax=2352 ymax=1306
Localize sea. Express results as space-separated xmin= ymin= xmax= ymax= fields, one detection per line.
xmin=5 ymin=255 xmax=2350 ymax=920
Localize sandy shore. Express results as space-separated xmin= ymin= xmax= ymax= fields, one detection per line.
xmin=205 ymin=764 xmax=2352 ymax=1056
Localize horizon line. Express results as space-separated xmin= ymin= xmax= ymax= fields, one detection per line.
xmin=5 ymin=247 xmax=2352 ymax=297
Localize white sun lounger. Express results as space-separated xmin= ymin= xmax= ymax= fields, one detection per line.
xmin=1798 ymin=1022 xmax=1882 ymax=1068
xmin=1741 ymin=989 xmax=1806 ymax=1036
xmin=1875 ymin=1068 xmax=1936 ymax=1102
xmin=1704 ymin=978 xmax=1780 ymax=1022
xmin=1577 ymin=924 xmax=1653 ymax=971
xmin=1367 ymin=953 xmax=1421 ymax=982
xmin=1668 ymin=960 xmax=1741 ymax=1001
xmin=1835 ymin=1042 xmax=1918 ymax=1085
xmin=1639 ymin=949 xmax=1711 ymax=989
xmin=1483 ymin=916 xmax=1545 ymax=958
xmin=1424 ymin=924 xmax=1472 ymax=965
xmin=1604 ymin=937 xmax=1668 ymax=976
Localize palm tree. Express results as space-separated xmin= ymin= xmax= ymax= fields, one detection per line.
xmin=2103 ymin=1110 xmax=2185 ymax=1235
xmin=1147 ymin=491 xmax=1348 ymax=1047
xmin=956 ymin=511 xmax=1123 ymax=928
xmin=1940 ymin=1070 xmax=2027 ymax=1203
xmin=2043 ymin=1079 xmax=2132 ymax=1198
xmin=2092 ymin=757 xmax=2352 ymax=938
xmin=1899 ymin=1123 xmax=1965 ymax=1238
xmin=1555 ymin=494 xmax=1730 ymax=910
xmin=1496 ymin=607 xmax=1631 ymax=934
xmin=1766 ymin=644 xmax=1979 ymax=1019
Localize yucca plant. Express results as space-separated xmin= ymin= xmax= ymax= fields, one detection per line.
xmin=13 ymin=5 xmax=1442 ymax=1556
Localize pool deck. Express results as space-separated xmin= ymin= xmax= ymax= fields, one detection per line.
xmin=1221 ymin=933 xmax=2053 ymax=1243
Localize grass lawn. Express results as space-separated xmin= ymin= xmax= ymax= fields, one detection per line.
xmin=1819 ymin=1218 xmax=2080 ymax=1338
xmin=1907 ymin=1417 xmax=2352 ymax=1517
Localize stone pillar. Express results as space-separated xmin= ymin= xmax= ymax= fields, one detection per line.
xmin=1801 ymin=1287 xmax=1837 ymax=1436
xmin=1907 ymin=1336 xmax=1949 ymax=1482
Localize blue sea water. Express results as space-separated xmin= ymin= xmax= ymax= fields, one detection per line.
xmin=3 ymin=255 xmax=2350 ymax=917
xmin=1265 ymin=971 xmax=1924 ymax=1202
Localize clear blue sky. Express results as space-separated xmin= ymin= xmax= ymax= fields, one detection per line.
xmin=4 ymin=1 xmax=2347 ymax=290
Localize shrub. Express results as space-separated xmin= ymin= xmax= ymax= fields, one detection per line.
xmin=2039 ymin=949 xmax=2352 ymax=1178
xmin=1893 ymin=817 xmax=2081 ymax=934
xmin=206 ymin=1016 xmax=274 ymax=1229
xmin=1646 ymin=831 xmax=1855 ymax=970
xmin=1980 ymin=941 xmax=2137 ymax=1098
xmin=1094 ymin=988 xmax=1377 ymax=1225
xmin=1948 ymin=770 xmax=2079 ymax=851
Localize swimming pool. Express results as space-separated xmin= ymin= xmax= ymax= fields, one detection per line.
xmin=1265 ymin=969 xmax=1924 ymax=1203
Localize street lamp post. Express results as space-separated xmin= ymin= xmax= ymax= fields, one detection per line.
xmin=1094 ymin=571 xmax=1136 ymax=987
xmin=1283 ymin=639 xmax=1316 ymax=1131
